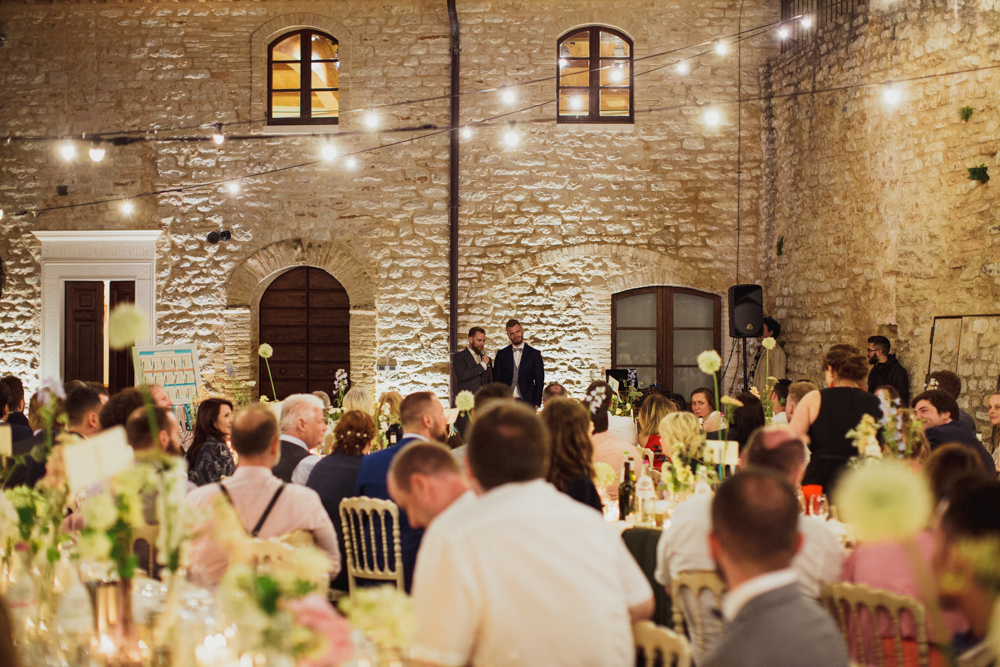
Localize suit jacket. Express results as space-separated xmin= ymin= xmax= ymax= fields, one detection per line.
xmin=494 ymin=344 xmax=544 ymax=407
xmin=355 ymin=436 xmax=426 ymax=592
xmin=927 ymin=421 xmax=996 ymax=472
xmin=6 ymin=412 xmax=30 ymax=429
xmin=451 ymin=347 xmax=493 ymax=400
xmin=702 ymin=583 xmax=850 ymax=667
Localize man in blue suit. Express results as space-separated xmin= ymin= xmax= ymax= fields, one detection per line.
xmin=354 ymin=391 xmax=449 ymax=591
xmin=493 ymin=319 xmax=545 ymax=409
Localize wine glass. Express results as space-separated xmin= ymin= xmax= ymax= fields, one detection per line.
xmin=810 ymin=494 xmax=830 ymax=520
xmin=797 ymin=489 xmax=807 ymax=515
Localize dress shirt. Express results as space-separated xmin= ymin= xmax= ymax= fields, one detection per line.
xmin=511 ymin=344 xmax=524 ymax=399
xmin=469 ymin=348 xmax=488 ymax=370
xmin=654 ymin=493 xmax=844 ymax=599
xmin=591 ymin=430 xmax=644 ymax=500
xmin=722 ymin=568 xmax=799 ymax=621
xmin=280 ymin=434 xmax=322 ymax=485
xmin=185 ymin=465 xmax=340 ymax=586
xmin=772 ymin=411 xmax=789 ymax=425
xmin=411 ymin=479 xmax=651 ymax=667
xmin=608 ymin=414 xmax=639 ymax=446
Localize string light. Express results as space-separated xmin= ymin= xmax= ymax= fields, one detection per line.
xmin=88 ymin=145 xmax=106 ymax=162
xmin=882 ymin=84 xmax=903 ymax=109
xmin=321 ymin=143 xmax=338 ymax=161
xmin=703 ymin=108 xmax=723 ymax=127
xmin=777 ymin=27 xmax=790 ymax=39
xmin=676 ymin=61 xmax=690 ymax=75
xmin=59 ymin=142 xmax=76 ymax=161
xmin=460 ymin=126 xmax=473 ymax=139
xmin=714 ymin=40 xmax=729 ymax=55
xmin=363 ymin=111 xmax=379 ymax=129
xmin=120 ymin=200 xmax=134 ymax=215
xmin=212 ymin=123 xmax=225 ymax=145
xmin=558 ymin=59 xmax=568 ymax=68
xmin=345 ymin=156 xmax=358 ymax=170
xmin=801 ymin=16 xmax=813 ymax=28
xmin=225 ymin=181 xmax=240 ymax=194
xmin=609 ymin=63 xmax=626 ymax=83
xmin=569 ymin=96 xmax=585 ymax=111
xmin=501 ymin=88 xmax=517 ymax=105
xmin=502 ymin=127 xmax=520 ymax=147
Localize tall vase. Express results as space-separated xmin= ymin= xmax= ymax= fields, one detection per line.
xmin=94 ymin=578 xmax=147 ymax=666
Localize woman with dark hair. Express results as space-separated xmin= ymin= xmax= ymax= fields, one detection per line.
xmin=690 ymin=387 xmax=722 ymax=431
xmin=540 ymin=397 xmax=603 ymax=511
xmin=583 ymin=381 xmax=643 ymax=500
xmin=789 ymin=345 xmax=881 ymax=492
xmin=186 ymin=398 xmax=235 ymax=486
xmin=306 ymin=410 xmax=377 ymax=591
xmin=706 ymin=392 xmax=765 ymax=451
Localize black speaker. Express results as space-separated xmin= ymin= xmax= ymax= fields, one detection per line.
xmin=728 ymin=284 xmax=763 ymax=338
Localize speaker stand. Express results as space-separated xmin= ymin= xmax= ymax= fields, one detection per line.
xmin=742 ymin=338 xmax=750 ymax=393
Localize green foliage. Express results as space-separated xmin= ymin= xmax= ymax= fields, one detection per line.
xmin=960 ymin=106 xmax=975 ymax=122
xmin=253 ymin=574 xmax=282 ymax=615
xmin=968 ymin=164 xmax=990 ymax=184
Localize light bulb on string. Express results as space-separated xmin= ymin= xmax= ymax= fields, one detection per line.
xmin=676 ymin=61 xmax=690 ymax=75
xmin=321 ymin=143 xmax=338 ymax=161
xmin=212 ymin=123 xmax=225 ymax=145
xmin=89 ymin=144 xmax=106 ymax=162
xmin=120 ymin=200 xmax=135 ymax=215
xmin=225 ymin=181 xmax=241 ymax=194
xmin=882 ymin=84 xmax=903 ymax=109
xmin=608 ymin=64 xmax=625 ymax=83
xmin=59 ymin=142 xmax=76 ymax=161
xmin=777 ymin=26 xmax=790 ymax=39
xmin=558 ymin=58 xmax=568 ymax=68
xmin=502 ymin=127 xmax=520 ymax=148
xmin=362 ymin=111 xmax=379 ymax=129
xmin=801 ymin=16 xmax=813 ymax=28
xmin=460 ymin=126 xmax=473 ymax=139
xmin=569 ymin=95 xmax=585 ymax=111
xmin=500 ymin=88 xmax=517 ymax=105
xmin=345 ymin=156 xmax=358 ymax=170
xmin=703 ymin=108 xmax=723 ymax=127
xmin=714 ymin=40 xmax=728 ymax=55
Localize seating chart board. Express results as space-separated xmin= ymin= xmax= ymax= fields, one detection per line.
xmin=132 ymin=344 xmax=202 ymax=405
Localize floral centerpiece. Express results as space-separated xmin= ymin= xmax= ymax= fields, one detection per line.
xmin=224 ymin=362 xmax=257 ymax=408
xmin=338 ymin=586 xmax=415 ymax=658
xmin=610 ymin=370 xmax=642 ymax=418
xmin=846 ymin=394 xmax=927 ymax=466
xmin=259 ymin=344 xmax=277 ymax=401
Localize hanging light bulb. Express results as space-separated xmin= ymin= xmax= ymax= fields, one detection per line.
xmin=363 ymin=111 xmax=379 ymax=129
xmin=501 ymin=88 xmax=517 ymax=105
xmin=502 ymin=127 xmax=520 ymax=147
xmin=676 ymin=61 xmax=690 ymax=75
xmin=882 ymin=84 xmax=903 ymax=109
xmin=558 ymin=58 xmax=568 ymax=68
xmin=120 ymin=200 xmax=134 ymax=215
xmin=608 ymin=63 xmax=625 ymax=83
xmin=89 ymin=144 xmax=106 ymax=162
xmin=225 ymin=181 xmax=241 ymax=194
xmin=0 ymin=209 xmax=4 ymax=221
xmin=569 ymin=95 xmax=585 ymax=111
xmin=777 ymin=26 xmax=791 ymax=39
xmin=59 ymin=142 xmax=76 ymax=161
xmin=801 ymin=15 xmax=813 ymax=28
xmin=345 ymin=156 xmax=359 ymax=170
xmin=714 ymin=40 xmax=728 ymax=55
xmin=460 ymin=126 xmax=473 ymax=139
xmin=212 ymin=123 xmax=225 ymax=145
xmin=703 ymin=109 xmax=723 ymax=127
xmin=321 ymin=143 xmax=338 ymax=161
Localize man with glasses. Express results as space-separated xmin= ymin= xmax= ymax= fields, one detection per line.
xmin=866 ymin=335 xmax=910 ymax=405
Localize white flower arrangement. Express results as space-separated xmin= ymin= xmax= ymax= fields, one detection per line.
xmin=593 ymin=462 xmax=617 ymax=490
xmin=108 ymin=304 xmax=148 ymax=350
xmin=258 ymin=344 xmax=274 ymax=359
xmin=455 ymin=390 xmax=475 ymax=414
xmin=697 ymin=350 xmax=721 ymax=375
xmin=834 ymin=459 xmax=932 ymax=542
xmin=338 ymin=586 xmax=416 ymax=652
xmin=761 ymin=337 xmax=776 ymax=351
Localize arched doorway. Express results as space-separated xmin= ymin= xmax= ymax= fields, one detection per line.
xmin=258 ymin=266 xmax=350 ymax=399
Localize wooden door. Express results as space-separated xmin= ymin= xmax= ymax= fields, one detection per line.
xmin=108 ymin=281 xmax=136 ymax=394
xmin=64 ymin=281 xmax=105 ymax=384
xmin=258 ymin=267 xmax=351 ymax=400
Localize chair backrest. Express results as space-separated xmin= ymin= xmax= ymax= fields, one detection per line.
xmin=670 ymin=569 xmax=727 ymax=658
xmin=641 ymin=448 xmax=655 ymax=468
xmin=821 ymin=582 xmax=930 ymax=667
xmin=633 ymin=621 xmax=692 ymax=667
xmin=339 ymin=496 xmax=405 ymax=593
xmin=131 ymin=523 xmax=160 ymax=577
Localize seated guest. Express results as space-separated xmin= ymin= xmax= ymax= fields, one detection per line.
xmin=785 ymin=380 xmax=818 ymax=421
xmin=64 ymin=385 xmax=105 ymax=439
xmin=657 ymin=411 xmax=704 ymax=465
xmin=126 ymin=405 xmax=184 ymax=458
xmin=541 ymin=382 xmax=567 ymax=406
xmin=875 ymin=384 xmax=900 ymax=404
xmin=451 ymin=383 xmax=514 ymax=464
xmin=924 ymin=444 xmax=988 ymax=506
xmin=342 ymin=386 xmax=373 ymax=415
xmin=585 ymin=381 xmax=643 ymax=500
xmin=0 ymin=381 xmax=32 ymax=443
xmin=387 ymin=441 xmax=472 ymax=529
xmin=912 ymin=390 xmax=994 ymax=472
xmin=691 ymin=387 xmax=722 ymax=431
xmin=927 ymin=370 xmax=977 ymax=435
xmin=770 ymin=379 xmax=792 ymax=425
xmin=704 ymin=469 xmax=849 ymax=667
xmin=306 ymin=410 xmax=378 ymax=592
xmin=410 ymin=402 xmax=653 ymax=666
xmin=706 ymin=392 xmax=765 ymax=451
xmin=99 ymin=389 xmax=146 ymax=430
xmin=355 ymin=391 xmax=448 ymax=591
xmin=377 ymin=391 xmax=404 ymax=446
xmin=669 ymin=392 xmax=689 ymax=413
xmin=932 ymin=479 xmax=1000 ymax=665
xmin=539 ymin=397 xmax=603 ymax=512
xmin=637 ymin=394 xmax=676 ymax=470
xmin=274 ymin=394 xmax=325 ymax=484
xmin=0 ymin=376 xmax=29 ymax=429
xmin=185 ymin=398 xmax=235 ymax=486
xmin=148 ymin=384 xmax=174 ymax=408
xmin=656 ymin=427 xmax=844 ymax=663
xmin=186 ymin=404 xmax=339 ymax=587
xmin=988 ymin=392 xmax=1000 ymax=458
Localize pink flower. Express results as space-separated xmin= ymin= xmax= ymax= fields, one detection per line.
xmin=289 ymin=594 xmax=354 ymax=667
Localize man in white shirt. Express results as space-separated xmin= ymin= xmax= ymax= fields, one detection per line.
xmin=387 ymin=441 xmax=473 ymax=529
xmin=186 ymin=403 xmax=340 ymax=586
xmin=272 ymin=394 xmax=325 ymax=484
xmin=411 ymin=402 xmax=653 ymax=667
xmin=770 ymin=379 xmax=791 ymax=425
xmin=654 ymin=426 xmax=843 ymax=661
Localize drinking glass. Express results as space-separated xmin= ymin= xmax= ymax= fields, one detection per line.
xmin=811 ymin=494 xmax=830 ymax=520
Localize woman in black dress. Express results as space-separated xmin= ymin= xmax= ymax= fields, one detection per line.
xmin=539 ymin=396 xmax=604 ymax=512
xmin=789 ymin=344 xmax=881 ymax=492
xmin=185 ymin=398 xmax=235 ymax=486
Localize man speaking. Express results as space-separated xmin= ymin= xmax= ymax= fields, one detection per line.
xmin=452 ymin=327 xmax=493 ymax=397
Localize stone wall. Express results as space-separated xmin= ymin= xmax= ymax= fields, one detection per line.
xmin=759 ymin=0 xmax=1000 ymax=434
xmin=0 ymin=0 xmax=777 ymax=399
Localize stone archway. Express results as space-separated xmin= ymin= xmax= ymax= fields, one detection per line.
xmin=224 ymin=238 xmax=377 ymax=389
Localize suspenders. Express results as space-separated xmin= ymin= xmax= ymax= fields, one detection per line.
xmin=217 ymin=482 xmax=286 ymax=538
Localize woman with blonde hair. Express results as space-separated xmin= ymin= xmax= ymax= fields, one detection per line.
xmin=342 ymin=386 xmax=374 ymax=415
xmin=658 ymin=411 xmax=705 ymax=463
xmin=539 ymin=397 xmax=603 ymax=511
xmin=637 ymin=395 xmax=677 ymax=470
xmin=377 ymin=391 xmax=404 ymax=446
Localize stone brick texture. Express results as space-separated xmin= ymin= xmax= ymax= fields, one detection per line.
xmin=759 ymin=0 xmax=1000 ymax=436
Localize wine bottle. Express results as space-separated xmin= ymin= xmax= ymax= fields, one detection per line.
xmin=618 ymin=454 xmax=635 ymax=521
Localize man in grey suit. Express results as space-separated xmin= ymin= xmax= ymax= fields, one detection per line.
xmin=704 ymin=469 xmax=849 ymax=667
xmin=451 ymin=327 xmax=492 ymax=435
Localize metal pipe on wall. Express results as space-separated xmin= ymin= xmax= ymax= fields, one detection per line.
xmin=447 ymin=0 xmax=460 ymax=401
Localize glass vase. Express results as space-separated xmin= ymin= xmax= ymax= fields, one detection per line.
xmin=93 ymin=578 xmax=149 ymax=666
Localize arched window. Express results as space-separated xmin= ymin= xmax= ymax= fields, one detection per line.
xmin=612 ymin=287 xmax=721 ymax=395
xmin=557 ymin=26 xmax=633 ymax=123
xmin=268 ymin=29 xmax=339 ymax=125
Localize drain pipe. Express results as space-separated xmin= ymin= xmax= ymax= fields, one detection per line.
xmin=447 ymin=0 xmax=460 ymax=401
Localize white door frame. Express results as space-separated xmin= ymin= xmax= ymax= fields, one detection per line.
xmin=31 ymin=230 xmax=161 ymax=381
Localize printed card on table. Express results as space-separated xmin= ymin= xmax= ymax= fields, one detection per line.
xmin=63 ymin=426 xmax=134 ymax=493
xmin=608 ymin=376 xmax=620 ymax=396
xmin=445 ymin=408 xmax=461 ymax=426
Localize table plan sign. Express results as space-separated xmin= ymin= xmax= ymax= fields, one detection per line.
xmin=133 ymin=344 xmax=202 ymax=405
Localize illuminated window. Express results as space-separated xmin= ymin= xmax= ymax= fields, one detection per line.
xmin=557 ymin=27 xmax=633 ymax=124
xmin=268 ymin=30 xmax=339 ymax=125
